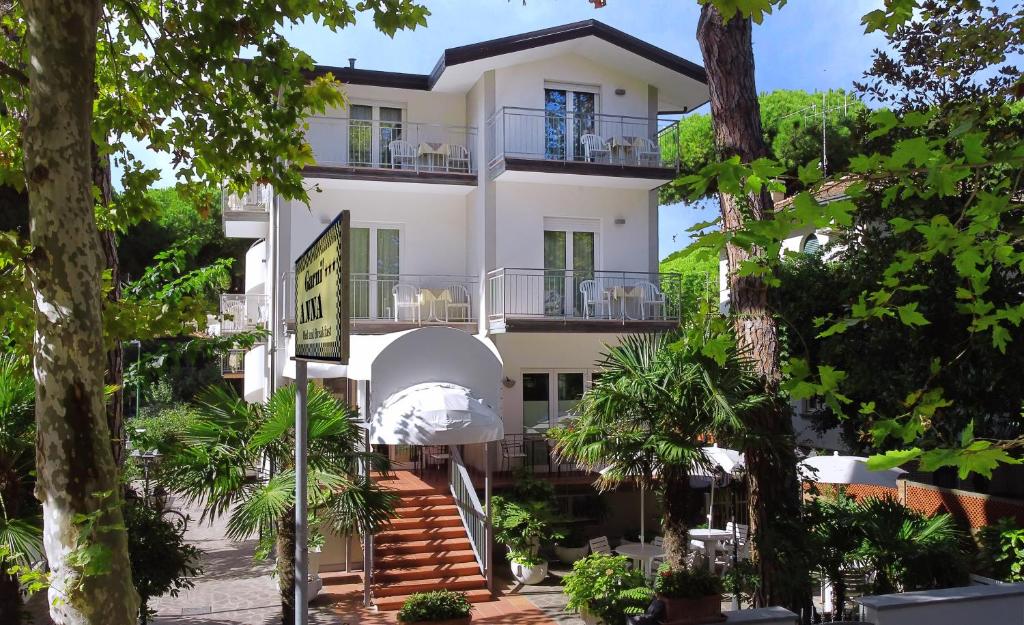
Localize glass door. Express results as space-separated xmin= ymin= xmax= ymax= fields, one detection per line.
xmin=544 ymin=87 xmax=598 ymax=161
xmin=349 ymin=104 xmax=373 ymax=166
xmin=375 ymin=228 xmax=400 ymax=320
xmin=543 ymin=229 xmax=595 ymax=317
xmin=350 ymin=226 xmax=400 ymax=319
xmin=377 ymin=106 xmax=403 ymax=167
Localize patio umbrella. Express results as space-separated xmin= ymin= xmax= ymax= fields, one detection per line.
xmin=599 ymin=460 xmax=656 ymax=544
xmin=697 ymin=444 xmax=745 ymax=527
xmin=798 ymin=451 xmax=907 ymax=488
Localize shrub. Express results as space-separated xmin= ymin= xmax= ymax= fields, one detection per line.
xmin=397 ymin=590 xmax=473 ymax=623
xmin=977 ymin=518 xmax=1024 ymax=582
xmin=562 ymin=553 xmax=651 ymax=624
xmin=491 ymin=495 xmax=563 ymax=564
xmin=653 ymin=563 xmax=724 ymax=599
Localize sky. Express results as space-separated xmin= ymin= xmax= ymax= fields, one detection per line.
xmin=134 ymin=0 xmax=886 ymax=259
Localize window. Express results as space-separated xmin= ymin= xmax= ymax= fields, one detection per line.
xmin=521 ymin=370 xmax=596 ymax=433
xmin=544 ymin=84 xmax=599 ymax=161
xmin=348 ymin=103 xmax=404 ymax=167
xmin=543 ymin=219 xmax=599 ymax=317
xmin=802 ymin=234 xmax=821 ymax=255
xmin=350 ymin=224 xmax=401 ymax=319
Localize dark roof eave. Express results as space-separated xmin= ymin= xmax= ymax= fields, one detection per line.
xmin=307 ymin=19 xmax=707 ymax=92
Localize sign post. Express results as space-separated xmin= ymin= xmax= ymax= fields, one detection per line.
xmin=292 ymin=211 xmax=350 ymax=625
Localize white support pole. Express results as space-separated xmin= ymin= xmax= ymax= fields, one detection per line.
xmin=294 ymin=360 xmax=309 ymax=625
xmin=362 ymin=380 xmax=373 ymax=608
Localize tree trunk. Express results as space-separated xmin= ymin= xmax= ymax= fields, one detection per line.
xmin=277 ymin=508 xmax=297 ymax=625
xmin=21 ymin=0 xmax=140 ymax=623
xmin=0 ymin=569 xmax=22 ymax=625
xmin=696 ymin=5 xmax=809 ymax=617
xmin=93 ymin=144 xmax=125 ymax=468
xmin=660 ymin=465 xmax=693 ymax=568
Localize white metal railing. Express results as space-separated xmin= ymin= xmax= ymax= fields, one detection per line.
xmin=283 ymin=272 xmax=477 ymax=325
xmin=223 ymin=184 xmax=271 ymax=214
xmin=486 ymin=107 xmax=680 ymax=170
xmin=305 ymin=115 xmax=478 ymax=174
xmin=219 ymin=294 xmax=269 ymax=333
xmin=448 ymin=445 xmax=489 ymax=583
xmin=220 ymin=348 xmax=246 ymax=375
xmin=487 ymin=268 xmax=683 ymax=322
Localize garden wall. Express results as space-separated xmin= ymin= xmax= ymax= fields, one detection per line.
xmin=821 ymin=480 xmax=1024 ymax=529
xmin=856 ymin=582 xmax=1024 ymax=625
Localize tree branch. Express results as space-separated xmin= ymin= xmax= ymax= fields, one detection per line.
xmin=0 ymin=59 xmax=27 ymax=86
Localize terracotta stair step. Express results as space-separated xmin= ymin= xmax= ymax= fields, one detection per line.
xmin=371 ymin=588 xmax=493 ymax=611
xmin=377 ymin=526 xmax=466 ymax=543
xmin=375 ymin=537 xmax=472 ymax=555
xmin=371 ymin=574 xmax=487 ymax=598
xmin=319 ymin=571 xmax=363 ymax=585
xmin=376 ymin=549 xmax=478 ymax=568
xmin=382 ymin=486 xmax=440 ymax=498
xmin=395 ymin=504 xmax=459 ymax=518
xmin=385 ymin=515 xmax=463 ymax=531
xmin=396 ymin=494 xmax=454 ymax=507
xmin=374 ymin=562 xmax=481 ymax=583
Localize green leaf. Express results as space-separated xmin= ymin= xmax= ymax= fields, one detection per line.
xmin=866 ymin=448 xmax=922 ymax=471
xmin=897 ymin=303 xmax=930 ymax=327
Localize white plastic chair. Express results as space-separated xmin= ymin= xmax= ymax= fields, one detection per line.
xmin=580 ymin=134 xmax=610 ymax=163
xmin=388 ymin=140 xmax=417 ymax=170
xmin=633 ymin=136 xmax=661 ymax=166
xmin=579 ymin=279 xmax=613 ymax=319
xmin=635 ymin=280 xmax=666 ymax=320
xmin=392 ymin=284 xmax=421 ymax=323
xmin=445 ymin=144 xmax=470 ymax=172
xmin=589 ymin=536 xmax=612 ymax=556
xmin=443 ymin=284 xmax=471 ymax=322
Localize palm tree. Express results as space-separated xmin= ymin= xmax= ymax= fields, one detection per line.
xmin=548 ymin=321 xmax=765 ymax=567
xmin=0 ymin=354 xmax=43 ymax=625
xmin=805 ymin=492 xmax=861 ymax=617
xmin=854 ymin=495 xmax=968 ymax=594
xmin=162 ymin=383 xmax=395 ymax=625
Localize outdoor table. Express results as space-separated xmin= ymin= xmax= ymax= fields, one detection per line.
xmin=417 ymin=287 xmax=452 ymax=322
xmin=605 ymin=285 xmax=643 ymax=320
xmin=417 ymin=142 xmax=448 ymax=171
xmin=615 ymin=542 xmax=665 ymax=576
xmin=688 ymin=528 xmax=733 ymax=572
xmin=610 ymin=136 xmax=642 ymax=164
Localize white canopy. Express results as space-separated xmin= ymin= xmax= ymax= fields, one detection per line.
xmin=701 ymin=444 xmax=744 ymax=475
xmin=798 ymin=452 xmax=907 ymax=488
xmin=282 ymin=331 xmax=413 ymax=380
xmin=369 ymin=382 xmax=503 ymax=445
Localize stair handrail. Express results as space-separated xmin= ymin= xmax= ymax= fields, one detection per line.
xmin=448 ymin=445 xmax=489 ymax=583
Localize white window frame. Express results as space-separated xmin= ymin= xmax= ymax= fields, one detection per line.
xmin=521 ymin=369 xmax=595 ymax=432
xmin=351 ymin=222 xmax=405 ymax=319
xmin=347 ymin=101 xmax=407 ymax=168
xmin=543 ymin=82 xmax=601 ymax=161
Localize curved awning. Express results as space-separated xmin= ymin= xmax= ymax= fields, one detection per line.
xmin=370 ymin=382 xmax=504 ymax=445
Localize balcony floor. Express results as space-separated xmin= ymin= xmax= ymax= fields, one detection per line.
xmin=492 ymin=157 xmax=675 ymax=189
xmin=303 ymin=164 xmax=476 ymax=192
xmin=489 ymin=316 xmax=679 ymax=333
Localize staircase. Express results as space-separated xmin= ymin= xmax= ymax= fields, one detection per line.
xmin=369 ymin=471 xmax=491 ymax=611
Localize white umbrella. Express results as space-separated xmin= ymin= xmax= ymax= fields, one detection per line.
xmin=798 ymin=451 xmax=907 ymax=488
xmin=698 ymin=444 xmax=744 ymax=527
xmin=599 ymin=460 xmax=655 ymax=544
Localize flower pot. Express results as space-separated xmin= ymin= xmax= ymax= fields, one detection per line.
xmin=579 ymin=605 xmax=603 ymax=625
xmin=510 ymin=559 xmax=548 ymax=585
xmin=658 ymin=594 xmax=724 ymax=625
xmin=307 ymin=574 xmax=323 ymax=603
xmin=398 ymin=617 xmax=471 ymax=625
xmin=554 ymin=543 xmax=589 ymax=564
xmin=308 ymin=548 xmax=322 ymax=577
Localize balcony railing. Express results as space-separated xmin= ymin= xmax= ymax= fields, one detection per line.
xmin=221 ymin=349 xmax=246 ymax=376
xmin=305 ymin=115 xmax=478 ymax=174
xmin=487 ymin=268 xmax=683 ymax=323
xmin=223 ymin=184 xmax=271 ymax=215
xmin=486 ymin=107 xmax=680 ymax=171
xmin=219 ymin=294 xmax=269 ymax=334
xmin=283 ymin=272 xmax=478 ymax=326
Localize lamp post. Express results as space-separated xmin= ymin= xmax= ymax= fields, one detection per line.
xmin=129 ymin=339 xmax=142 ymax=416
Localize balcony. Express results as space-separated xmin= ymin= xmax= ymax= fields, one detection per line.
xmin=304 ymin=116 xmax=478 ymax=189
xmin=486 ymin=268 xmax=683 ymax=332
xmin=219 ymin=294 xmax=269 ymax=334
xmin=486 ymin=107 xmax=680 ymax=188
xmin=222 ymin=184 xmax=271 ymax=238
xmin=283 ymin=272 xmax=478 ymax=334
xmin=221 ymin=348 xmax=246 ymax=379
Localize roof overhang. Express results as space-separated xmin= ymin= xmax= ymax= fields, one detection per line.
xmin=305 ymin=20 xmax=709 ymax=114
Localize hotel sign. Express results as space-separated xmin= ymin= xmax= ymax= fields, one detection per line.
xmin=294 ymin=211 xmax=350 ymax=364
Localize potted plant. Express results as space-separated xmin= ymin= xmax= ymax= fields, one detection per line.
xmin=397 ymin=590 xmax=473 ymax=625
xmin=653 ymin=564 xmax=725 ymax=624
xmin=554 ymin=524 xmax=590 ymax=564
xmin=562 ymin=553 xmax=651 ymax=625
xmin=492 ymin=495 xmax=563 ymax=585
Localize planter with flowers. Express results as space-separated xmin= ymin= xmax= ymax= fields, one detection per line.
xmin=397 ymin=590 xmax=473 ymax=625
xmin=653 ymin=564 xmax=725 ymax=624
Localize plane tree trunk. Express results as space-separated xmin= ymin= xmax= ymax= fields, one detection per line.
xmin=696 ymin=4 xmax=810 ymax=617
xmin=21 ymin=0 xmax=140 ymax=622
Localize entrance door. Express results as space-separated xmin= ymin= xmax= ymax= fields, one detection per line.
xmin=543 ymin=228 xmax=596 ymax=317
xmin=544 ymin=87 xmax=598 ymax=161
xmin=350 ymin=226 xmax=401 ymax=319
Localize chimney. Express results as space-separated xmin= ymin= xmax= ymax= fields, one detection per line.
xmin=348 ymin=58 xmax=356 ymax=69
